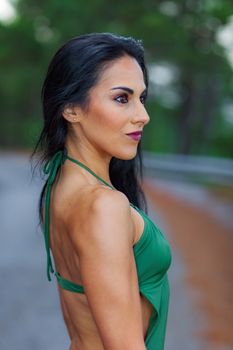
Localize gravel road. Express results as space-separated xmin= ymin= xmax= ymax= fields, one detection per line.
xmin=0 ymin=152 xmax=207 ymax=350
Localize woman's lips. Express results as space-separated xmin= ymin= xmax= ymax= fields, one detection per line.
xmin=126 ymin=131 xmax=142 ymax=141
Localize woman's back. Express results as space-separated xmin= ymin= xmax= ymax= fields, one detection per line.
xmin=48 ymin=159 xmax=154 ymax=349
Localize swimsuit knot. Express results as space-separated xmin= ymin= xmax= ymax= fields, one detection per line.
xmin=43 ymin=149 xmax=67 ymax=185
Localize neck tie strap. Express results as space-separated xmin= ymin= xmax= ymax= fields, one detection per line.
xmin=43 ymin=149 xmax=66 ymax=281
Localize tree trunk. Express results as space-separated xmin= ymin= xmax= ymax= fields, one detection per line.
xmin=177 ymin=75 xmax=198 ymax=154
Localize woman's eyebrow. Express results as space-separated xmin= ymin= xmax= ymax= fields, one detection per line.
xmin=110 ymin=86 xmax=147 ymax=95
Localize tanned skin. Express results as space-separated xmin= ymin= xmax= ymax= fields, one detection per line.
xmin=48 ymin=55 xmax=152 ymax=349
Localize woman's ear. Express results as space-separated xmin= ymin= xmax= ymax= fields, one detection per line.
xmin=62 ymin=105 xmax=83 ymax=123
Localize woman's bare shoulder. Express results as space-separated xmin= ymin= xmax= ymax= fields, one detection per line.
xmin=65 ymin=184 xmax=134 ymax=249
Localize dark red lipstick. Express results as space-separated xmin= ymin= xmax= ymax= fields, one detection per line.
xmin=126 ymin=131 xmax=142 ymax=141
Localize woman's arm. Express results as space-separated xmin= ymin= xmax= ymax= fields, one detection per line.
xmin=69 ymin=188 xmax=147 ymax=350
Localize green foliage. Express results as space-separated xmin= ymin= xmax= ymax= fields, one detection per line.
xmin=142 ymin=100 xmax=176 ymax=153
xmin=0 ymin=0 xmax=232 ymax=156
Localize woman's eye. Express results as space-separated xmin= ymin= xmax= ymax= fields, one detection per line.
xmin=140 ymin=96 xmax=146 ymax=104
xmin=115 ymin=94 xmax=128 ymax=104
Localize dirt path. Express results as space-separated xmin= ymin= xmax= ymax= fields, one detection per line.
xmin=143 ymin=179 xmax=233 ymax=350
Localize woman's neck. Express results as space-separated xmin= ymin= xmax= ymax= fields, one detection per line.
xmin=65 ymin=137 xmax=112 ymax=185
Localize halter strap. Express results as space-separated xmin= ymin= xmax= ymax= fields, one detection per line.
xmin=43 ymin=148 xmax=115 ymax=281
xmin=65 ymin=154 xmax=115 ymax=190
xmin=43 ymin=150 xmax=67 ymax=280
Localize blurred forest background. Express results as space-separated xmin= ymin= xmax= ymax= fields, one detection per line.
xmin=0 ymin=0 xmax=233 ymax=157
xmin=1 ymin=2 xmax=233 ymax=349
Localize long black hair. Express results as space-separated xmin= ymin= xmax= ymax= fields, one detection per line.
xmin=31 ymin=32 xmax=149 ymax=225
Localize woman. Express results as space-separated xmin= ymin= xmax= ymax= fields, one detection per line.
xmin=32 ymin=33 xmax=172 ymax=350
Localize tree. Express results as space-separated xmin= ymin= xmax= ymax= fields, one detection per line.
xmin=0 ymin=0 xmax=232 ymax=156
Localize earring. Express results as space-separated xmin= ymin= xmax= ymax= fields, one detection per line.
xmin=73 ymin=118 xmax=77 ymax=122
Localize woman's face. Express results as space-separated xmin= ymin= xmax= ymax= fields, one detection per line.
xmin=69 ymin=55 xmax=150 ymax=160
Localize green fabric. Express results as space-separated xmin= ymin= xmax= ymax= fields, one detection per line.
xmin=43 ymin=150 xmax=67 ymax=280
xmin=55 ymin=272 xmax=85 ymax=293
xmin=43 ymin=149 xmax=172 ymax=350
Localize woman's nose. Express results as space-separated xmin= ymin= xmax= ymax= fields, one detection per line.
xmin=132 ymin=104 xmax=150 ymax=125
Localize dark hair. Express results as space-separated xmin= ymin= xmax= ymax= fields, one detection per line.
xmin=31 ymin=32 xmax=149 ymax=225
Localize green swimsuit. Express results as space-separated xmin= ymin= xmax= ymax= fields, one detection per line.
xmin=43 ymin=149 xmax=172 ymax=350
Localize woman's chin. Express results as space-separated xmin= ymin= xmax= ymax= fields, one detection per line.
xmin=113 ymin=148 xmax=138 ymax=160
